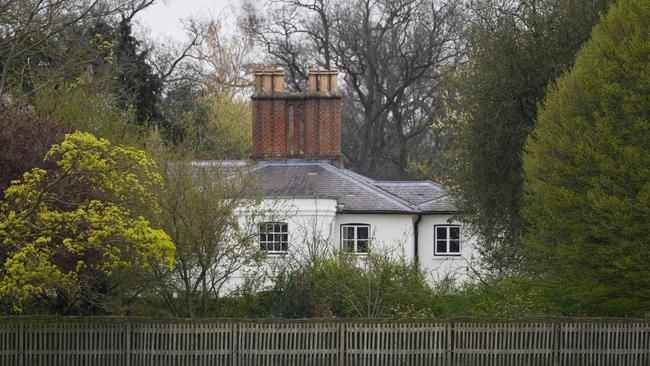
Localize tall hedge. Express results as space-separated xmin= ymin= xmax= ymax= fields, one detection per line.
xmin=522 ymin=0 xmax=650 ymax=316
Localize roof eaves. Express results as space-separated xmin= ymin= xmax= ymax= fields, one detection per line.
xmin=339 ymin=209 xmax=419 ymax=214
xmin=418 ymin=210 xmax=462 ymax=215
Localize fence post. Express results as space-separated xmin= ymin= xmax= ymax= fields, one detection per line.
xmin=446 ymin=320 xmax=453 ymax=366
xmin=338 ymin=322 xmax=345 ymax=366
xmin=18 ymin=322 xmax=24 ymax=366
xmin=124 ymin=322 xmax=131 ymax=366
xmin=232 ymin=322 xmax=239 ymax=366
xmin=553 ymin=321 xmax=560 ymax=366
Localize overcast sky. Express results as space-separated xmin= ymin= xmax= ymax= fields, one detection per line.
xmin=136 ymin=0 xmax=252 ymax=41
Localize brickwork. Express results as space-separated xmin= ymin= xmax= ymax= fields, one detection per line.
xmin=251 ymin=67 xmax=342 ymax=160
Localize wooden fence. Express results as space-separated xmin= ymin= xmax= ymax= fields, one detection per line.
xmin=0 ymin=317 xmax=649 ymax=365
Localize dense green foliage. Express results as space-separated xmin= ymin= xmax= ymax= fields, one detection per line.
xmin=261 ymin=253 xmax=435 ymax=319
xmin=33 ymin=86 xmax=145 ymax=148
xmin=522 ymin=0 xmax=650 ymax=316
xmin=448 ymin=0 xmax=612 ymax=271
xmin=0 ymin=132 xmax=174 ymax=314
xmin=163 ymin=91 xmax=252 ymax=159
xmin=212 ymin=254 xmax=555 ymax=319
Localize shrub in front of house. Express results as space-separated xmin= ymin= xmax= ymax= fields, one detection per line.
xmin=252 ymin=250 xmax=435 ymax=319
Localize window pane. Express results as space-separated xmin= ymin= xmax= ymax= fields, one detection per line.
xmin=282 ymin=234 xmax=288 ymax=243
xmin=343 ymin=226 xmax=355 ymax=240
xmin=436 ymin=241 xmax=447 ymax=254
xmin=450 ymin=240 xmax=460 ymax=253
xmin=260 ymin=242 xmax=267 ymax=251
xmin=357 ymin=226 xmax=369 ymax=240
xmin=450 ymin=227 xmax=460 ymax=240
xmin=280 ymin=223 xmax=288 ymax=233
xmin=436 ymin=227 xmax=447 ymax=239
xmin=357 ymin=239 xmax=368 ymax=253
xmin=281 ymin=241 xmax=288 ymax=252
xmin=343 ymin=239 xmax=355 ymax=252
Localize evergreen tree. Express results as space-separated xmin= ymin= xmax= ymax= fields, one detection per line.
xmin=523 ymin=0 xmax=650 ymax=315
xmin=448 ymin=0 xmax=612 ymax=271
xmin=112 ymin=20 xmax=163 ymax=126
xmin=78 ymin=18 xmax=164 ymax=127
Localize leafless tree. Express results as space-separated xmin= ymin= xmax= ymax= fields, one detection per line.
xmin=152 ymin=159 xmax=289 ymax=317
xmin=0 ymin=0 xmax=159 ymax=95
xmin=147 ymin=7 xmax=258 ymax=98
xmin=243 ymin=0 xmax=464 ymax=178
xmin=192 ymin=13 xmax=257 ymax=96
xmin=146 ymin=18 xmax=205 ymax=85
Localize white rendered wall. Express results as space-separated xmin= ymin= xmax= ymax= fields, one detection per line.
xmin=334 ymin=214 xmax=476 ymax=281
xmin=333 ymin=214 xmax=415 ymax=261
xmin=227 ymin=198 xmax=339 ymax=292
xmin=417 ymin=215 xmax=478 ymax=282
xmin=227 ymin=199 xmax=477 ymax=293
xmin=259 ymin=198 xmax=339 ymax=267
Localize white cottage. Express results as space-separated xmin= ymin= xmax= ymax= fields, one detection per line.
xmin=204 ymin=66 xmax=475 ymax=286
xmin=244 ymin=159 xmax=474 ymax=281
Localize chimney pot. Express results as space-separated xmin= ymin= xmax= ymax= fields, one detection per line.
xmin=319 ymin=69 xmax=330 ymax=92
xmin=328 ymin=69 xmax=339 ymax=92
xmin=254 ymin=66 xmax=264 ymax=92
xmin=273 ymin=67 xmax=285 ymax=92
xmin=308 ymin=69 xmax=319 ymax=92
xmin=262 ymin=68 xmax=274 ymax=92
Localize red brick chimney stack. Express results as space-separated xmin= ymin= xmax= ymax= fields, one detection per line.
xmin=251 ymin=66 xmax=342 ymax=161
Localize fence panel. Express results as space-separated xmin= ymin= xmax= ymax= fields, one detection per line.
xmin=22 ymin=321 xmax=125 ymax=366
xmin=0 ymin=321 xmax=20 ymax=366
xmin=1 ymin=317 xmax=650 ymax=366
xmin=344 ymin=321 xmax=447 ymax=366
xmin=130 ymin=321 xmax=234 ymax=366
xmin=452 ymin=320 xmax=554 ymax=366
xmin=238 ymin=321 xmax=339 ymax=366
xmin=558 ymin=321 xmax=650 ymax=366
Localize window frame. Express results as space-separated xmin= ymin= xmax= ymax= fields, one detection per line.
xmin=434 ymin=224 xmax=462 ymax=256
xmin=259 ymin=222 xmax=289 ymax=255
xmin=340 ymin=223 xmax=371 ymax=254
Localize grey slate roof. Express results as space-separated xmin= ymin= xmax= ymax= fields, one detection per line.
xmin=374 ymin=181 xmax=445 ymax=205
xmin=242 ymin=160 xmax=458 ymax=214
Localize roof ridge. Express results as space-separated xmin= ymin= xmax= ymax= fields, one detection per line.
xmin=319 ymin=163 xmax=417 ymax=212
xmin=375 ymin=180 xmax=443 ymax=188
xmin=339 ymin=168 xmax=376 ymax=183
xmin=371 ymin=184 xmax=424 ymax=206
xmin=257 ymin=159 xmax=333 ymax=165
xmin=417 ymin=193 xmax=452 ymax=207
